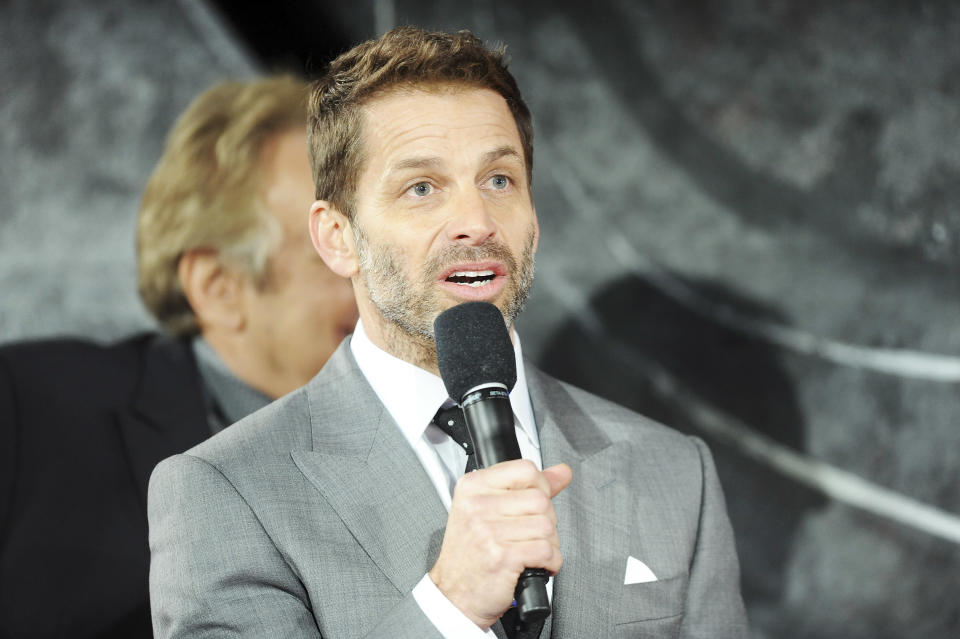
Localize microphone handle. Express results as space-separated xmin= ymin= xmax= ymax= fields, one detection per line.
xmin=461 ymin=387 xmax=551 ymax=625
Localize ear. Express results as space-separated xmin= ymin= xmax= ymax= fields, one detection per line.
xmin=177 ymin=250 xmax=247 ymax=333
xmin=309 ymin=199 xmax=359 ymax=278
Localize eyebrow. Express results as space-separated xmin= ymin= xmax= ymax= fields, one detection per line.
xmin=390 ymin=156 xmax=444 ymax=173
xmin=387 ymin=146 xmax=524 ymax=175
xmin=480 ymin=145 xmax=523 ymax=167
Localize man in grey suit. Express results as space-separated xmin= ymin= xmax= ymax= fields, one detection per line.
xmin=148 ymin=26 xmax=748 ymax=638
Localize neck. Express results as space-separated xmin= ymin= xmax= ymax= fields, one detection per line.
xmin=362 ymin=311 xmax=440 ymax=375
xmin=359 ymin=309 xmax=520 ymax=378
xmin=201 ymin=329 xmax=284 ymax=399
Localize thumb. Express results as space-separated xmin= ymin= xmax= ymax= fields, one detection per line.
xmin=542 ymin=463 xmax=573 ymax=498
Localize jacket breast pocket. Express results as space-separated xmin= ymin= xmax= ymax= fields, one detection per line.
xmin=613 ymin=573 xmax=687 ymax=629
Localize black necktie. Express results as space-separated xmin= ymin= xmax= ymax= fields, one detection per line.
xmin=500 ymin=604 xmax=545 ymax=639
xmin=431 ymin=405 xmax=544 ymax=639
xmin=432 ymin=404 xmax=478 ymax=473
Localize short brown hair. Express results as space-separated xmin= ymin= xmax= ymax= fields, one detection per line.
xmin=307 ymin=26 xmax=533 ymax=219
xmin=137 ymin=75 xmax=307 ymax=336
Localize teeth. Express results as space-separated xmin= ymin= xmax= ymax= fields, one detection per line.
xmin=446 ymin=269 xmax=497 ymax=287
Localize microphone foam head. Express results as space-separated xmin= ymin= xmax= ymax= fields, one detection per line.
xmin=434 ymin=302 xmax=517 ymax=401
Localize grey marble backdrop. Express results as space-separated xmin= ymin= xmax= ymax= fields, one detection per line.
xmin=1 ymin=1 xmax=958 ymax=638
xmin=0 ymin=0 xmax=258 ymax=341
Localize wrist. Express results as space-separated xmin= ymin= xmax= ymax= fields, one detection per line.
xmin=428 ymin=567 xmax=496 ymax=629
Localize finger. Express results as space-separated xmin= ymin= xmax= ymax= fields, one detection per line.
xmin=472 ymin=487 xmax=551 ymax=517
xmin=510 ymin=539 xmax=564 ymax=574
xmin=542 ymin=463 xmax=573 ymax=498
xmin=465 ymin=459 xmax=547 ymax=493
xmin=491 ymin=513 xmax=561 ymax=544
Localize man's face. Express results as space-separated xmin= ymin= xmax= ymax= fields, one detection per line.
xmin=345 ymin=86 xmax=539 ymax=352
xmin=244 ymin=128 xmax=358 ymax=396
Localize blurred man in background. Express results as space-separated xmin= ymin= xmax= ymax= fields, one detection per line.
xmin=0 ymin=75 xmax=357 ymax=638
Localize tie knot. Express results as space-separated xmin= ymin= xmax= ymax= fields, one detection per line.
xmin=433 ymin=404 xmax=472 ymax=453
xmin=432 ymin=404 xmax=478 ymax=473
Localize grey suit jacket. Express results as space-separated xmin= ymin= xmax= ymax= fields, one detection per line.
xmin=148 ymin=341 xmax=747 ymax=638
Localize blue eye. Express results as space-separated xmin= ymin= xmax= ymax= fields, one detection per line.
xmin=409 ymin=182 xmax=433 ymax=197
xmin=489 ymin=175 xmax=510 ymax=190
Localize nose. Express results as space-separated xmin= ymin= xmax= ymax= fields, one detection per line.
xmin=445 ymin=187 xmax=496 ymax=246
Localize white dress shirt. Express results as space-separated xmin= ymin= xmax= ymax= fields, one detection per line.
xmin=350 ymin=319 xmax=547 ymax=638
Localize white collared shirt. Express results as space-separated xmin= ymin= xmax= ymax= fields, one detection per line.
xmin=350 ymin=319 xmax=546 ymax=638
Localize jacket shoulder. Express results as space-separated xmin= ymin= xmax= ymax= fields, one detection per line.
xmin=0 ymin=332 xmax=176 ymax=400
xmin=185 ymin=385 xmax=312 ymax=466
xmin=183 ymin=342 xmax=361 ymax=469
xmin=0 ymin=332 xmax=163 ymax=375
xmin=527 ymin=363 xmax=698 ymax=453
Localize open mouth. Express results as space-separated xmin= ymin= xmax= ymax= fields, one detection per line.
xmin=445 ymin=270 xmax=497 ymax=287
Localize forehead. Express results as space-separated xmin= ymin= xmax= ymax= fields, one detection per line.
xmin=358 ymin=85 xmax=523 ymax=169
xmin=260 ymin=128 xmax=312 ymax=215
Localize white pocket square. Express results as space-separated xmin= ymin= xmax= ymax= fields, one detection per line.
xmin=623 ymin=556 xmax=658 ymax=585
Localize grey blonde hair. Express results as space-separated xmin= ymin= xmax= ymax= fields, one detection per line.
xmin=137 ymin=75 xmax=307 ymax=335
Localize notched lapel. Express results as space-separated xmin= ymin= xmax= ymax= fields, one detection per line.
xmin=293 ymin=345 xmax=449 ymax=595
xmin=526 ymin=365 xmax=633 ymax=636
xmin=292 ymin=416 xmax=448 ymax=594
xmin=117 ymin=336 xmax=209 ymax=510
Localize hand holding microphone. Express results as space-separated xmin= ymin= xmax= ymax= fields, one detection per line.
xmin=429 ymin=302 xmax=572 ymax=631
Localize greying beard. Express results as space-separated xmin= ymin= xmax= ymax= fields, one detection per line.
xmin=501 ymin=237 xmax=535 ymax=323
xmin=358 ymin=240 xmax=436 ymax=341
xmin=353 ymin=223 xmax=536 ymax=345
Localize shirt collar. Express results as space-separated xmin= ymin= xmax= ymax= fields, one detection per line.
xmin=350 ymin=318 xmax=539 ymax=451
xmin=191 ymin=336 xmax=272 ymax=431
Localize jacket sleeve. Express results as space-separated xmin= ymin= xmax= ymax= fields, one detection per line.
xmin=148 ymin=453 xmax=444 ymax=639
xmin=0 ymin=352 xmax=19 ymax=541
xmin=679 ymin=437 xmax=750 ymax=638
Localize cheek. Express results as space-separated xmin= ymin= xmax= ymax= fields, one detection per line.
xmin=504 ymin=215 xmax=537 ymax=249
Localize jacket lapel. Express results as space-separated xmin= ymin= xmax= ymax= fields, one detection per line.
xmin=527 ymin=365 xmax=628 ymax=637
xmin=289 ymin=350 xmax=629 ymax=629
xmin=293 ymin=344 xmax=450 ymax=595
xmin=116 ymin=335 xmax=210 ymax=511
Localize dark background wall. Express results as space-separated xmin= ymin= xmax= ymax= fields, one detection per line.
xmin=1 ymin=1 xmax=958 ymax=637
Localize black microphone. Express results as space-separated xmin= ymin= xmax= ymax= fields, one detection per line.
xmin=434 ymin=301 xmax=551 ymax=626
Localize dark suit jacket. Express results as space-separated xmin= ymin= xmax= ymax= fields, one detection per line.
xmin=0 ymin=333 xmax=211 ymax=639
